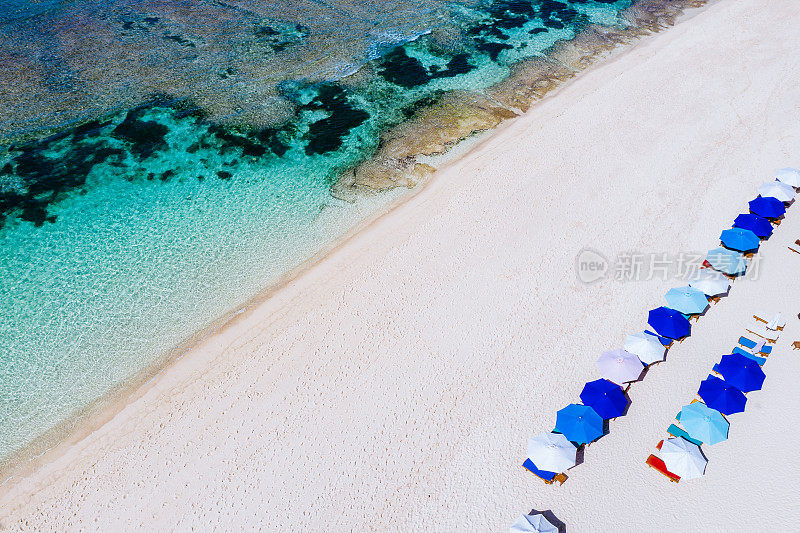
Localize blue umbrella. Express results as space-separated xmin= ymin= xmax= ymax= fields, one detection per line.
xmin=679 ymin=402 xmax=729 ymax=445
xmin=706 ymin=247 xmax=747 ymax=276
xmin=647 ymin=306 xmax=691 ymax=339
xmin=733 ymin=213 xmax=773 ymax=238
xmin=664 ymin=286 xmax=709 ymax=315
xmin=698 ymin=374 xmax=746 ymax=415
xmin=579 ymin=379 xmax=628 ymax=419
xmin=715 ymin=353 xmax=766 ymax=393
xmin=719 ymin=228 xmax=760 ymax=252
xmin=554 ymin=404 xmax=603 ymax=444
xmin=749 ymin=196 xmax=786 ymax=219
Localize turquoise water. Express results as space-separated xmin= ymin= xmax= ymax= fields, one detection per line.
xmin=0 ymin=0 xmax=634 ymax=464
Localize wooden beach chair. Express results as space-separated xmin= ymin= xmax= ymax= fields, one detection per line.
xmin=792 ymin=341 xmax=800 ymax=351
xmin=731 ymin=347 xmax=767 ymax=365
xmin=647 ymin=442 xmax=681 ymax=483
xmin=746 ymin=323 xmax=779 ymax=343
xmin=739 ymin=336 xmax=772 ymax=355
xmin=667 ymin=424 xmax=703 ymax=446
xmin=522 ymin=459 xmax=567 ymax=485
xmin=753 ymin=314 xmax=785 ymax=330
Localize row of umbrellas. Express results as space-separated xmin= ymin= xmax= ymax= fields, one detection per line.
xmin=659 ymin=349 xmax=771 ymax=480
xmin=522 ymin=170 xmax=796 ymax=490
xmin=650 ymin=172 xmax=796 ymax=481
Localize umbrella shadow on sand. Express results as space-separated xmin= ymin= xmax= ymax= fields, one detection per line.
xmin=527 ymin=509 xmax=567 ymax=532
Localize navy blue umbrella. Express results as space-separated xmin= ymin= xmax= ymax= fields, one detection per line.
xmin=698 ymin=374 xmax=746 ymax=415
xmin=647 ymin=307 xmax=691 ymax=340
xmin=749 ymin=196 xmax=786 ymax=219
xmin=733 ymin=213 xmax=773 ymax=238
xmin=715 ymin=353 xmax=766 ymax=393
xmin=579 ymin=379 xmax=628 ymax=419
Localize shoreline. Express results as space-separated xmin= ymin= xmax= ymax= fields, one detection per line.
xmin=2 ymin=0 xmax=800 ymax=528
xmin=0 ymin=0 xmax=714 ymax=491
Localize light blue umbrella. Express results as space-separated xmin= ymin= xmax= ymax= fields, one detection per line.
xmin=679 ymin=402 xmax=729 ymax=445
xmin=706 ymin=247 xmax=747 ymax=276
xmin=665 ymin=286 xmax=709 ymax=315
xmin=554 ymin=404 xmax=603 ymax=445
xmin=510 ymin=513 xmax=558 ymax=533
xmin=720 ymin=228 xmax=760 ymax=253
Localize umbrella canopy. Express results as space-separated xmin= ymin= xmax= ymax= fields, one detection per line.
xmin=665 ymin=286 xmax=709 ymax=315
xmin=716 ymin=353 xmax=766 ymax=393
xmin=749 ymin=196 xmax=786 ymax=219
xmin=698 ymin=374 xmax=746 ymax=415
xmin=679 ymin=402 xmax=729 ymax=445
xmin=758 ymin=181 xmax=795 ymax=202
xmin=510 ymin=513 xmax=558 ymax=533
xmin=660 ymin=437 xmax=707 ymax=480
xmin=554 ymin=404 xmax=603 ymax=445
xmin=775 ymin=167 xmax=800 ymax=188
xmin=687 ymin=269 xmax=731 ymax=297
xmin=706 ymin=247 xmax=747 ymax=276
xmin=647 ymin=307 xmax=691 ymax=339
xmin=719 ymin=228 xmax=760 ymax=253
xmin=526 ymin=432 xmax=577 ymax=473
xmin=580 ymin=379 xmax=628 ymax=419
xmin=624 ymin=332 xmax=666 ymax=365
xmin=733 ymin=213 xmax=773 ymax=238
xmin=596 ymin=349 xmax=643 ymax=384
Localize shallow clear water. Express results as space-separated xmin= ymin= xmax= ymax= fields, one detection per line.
xmin=0 ymin=0 xmax=633 ymax=463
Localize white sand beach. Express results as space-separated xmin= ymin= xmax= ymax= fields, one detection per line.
xmin=3 ymin=0 xmax=800 ymax=530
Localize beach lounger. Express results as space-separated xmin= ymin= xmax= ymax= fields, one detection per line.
xmin=753 ymin=313 xmax=786 ymax=330
xmin=731 ymin=347 xmax=767 ymax=365
xmin=739 ymin=336 xmax=772 ymax=354
xmin=746 ymin=324 xmax=779 ymax=343
xmin=667 ymin=424 xmax=703 ymax=446
xmin=793 ymin=341 xmax=800 ymax=351
xmin=647 ymin=443 xmax=681 ymax=483
xmin=789 ymin=246 xmax=800 ymax=255
xmin=522 ymin=459 xmax=566 ymax=485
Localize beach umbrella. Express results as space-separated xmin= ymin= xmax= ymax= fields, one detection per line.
xmin=665 ymin=286 xmax=709 ymax=315
xmin=733 ymin=213 xmax=773 ymax=238
xmin=660 ymin=437 xmax=707 ymax=480
xmin=749 ymin=196 xmax=786 ymax=219
xmin=510 ymin=513 xmax=558 ymax=533
xmin=775 ymin=167 xmax=800 ymax=188
xmin=647 ymin=307 xmax=691 ymax=340
xmin=554 ymin=404 xmax=603 ymax=445
xmin=679 ymin=402 xmax=729 ymax=445
xmin=596 ymin=349 xmax=643 ymax=384
xmin=705 ymin=247 xmax=747 ymax=276
xmin=526 ymin=432 xmax=577 ymax=473
xmin=758 ymin=181 xmax=795 ymax=202
xmin=716 ymin=352 xmax=766 ymax=393
xmin=719 ymin=228 xmax=760 ymax=253
xmin=580 ymin=379 xmax=628 ymax=419
xmin=624 ymin=332 xmax=666 ymax=365
xmin=698 ymin=374 xmax=746 ymax=415
xmin=687 ymin=269 xmax=731 ymax=297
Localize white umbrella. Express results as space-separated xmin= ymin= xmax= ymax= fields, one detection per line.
xmin=526 ymin=432 xmax=577 ymax=473
xmin=687 ymin=269 xmax=731 ymax=297
xmin=510 ymin=513 xmax=558 ymax=533
xmin=660 ymin=437 xmax=707 ymax=480
xmin=758 ymin=181 xmax=795 ymax=202
xmin=775 ymin=167 xmax=800 ymax=188
xmin=624 ymin=332 xmax=666 ymax=365
xmin=596 ymin=349 xmax=643 ymax=384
